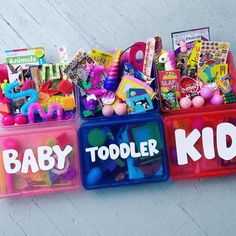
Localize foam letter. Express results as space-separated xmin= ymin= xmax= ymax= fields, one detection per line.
xmin=202 ymin=127 xmax=215 ymax=159
xmin=217 ymin=123 xmax=236 ymax=160
xmin=38 ymin=146 xmax=55 ymax=171
xmin=109 ymin=144 xmax=120 ymax=160
xmin=148 ymin=139 xmax=159 ymax=156
xmin=98 ymin=146 xmax=109 ymax=160
xmin=2 ymin=149 xmax=21 ymax=174
xmin=130 ymin=142 xmax=141 ymax=158
xmin=140 ymin=141 xmax=149 ymax=156
xmin=175 ymin=129 xmax=201 ymax=165
xmin=120 ymin=143 xmax=131 ymax=159
xmin=53 ymin=145 xmax=73 ymax=169
xmin=85 ymin=147 xmax=98 ymax=162
xmin=21 ymin=149 xmax=39 ymax=173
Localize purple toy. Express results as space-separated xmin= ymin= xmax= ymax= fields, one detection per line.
xmin=83 ymin=95 xmax=97 ymax=111
xmin=200 ymin=86 xmax=214 ymax=99
xmin=104 ymin=49 xmax=122 ymax=91
xmin=28 ymin=102 xmax=63 ymax=123
xmin=211 ymin=94 xmax=224 ymax=105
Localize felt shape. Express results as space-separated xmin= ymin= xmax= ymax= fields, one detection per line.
xmin=58 ymin=79 xmax=73 ymax=94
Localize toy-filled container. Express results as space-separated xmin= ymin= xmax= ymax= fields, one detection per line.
xmin=158 ymin=52 xmax=236 ymax=114
xmin=0 ymin=47 xmax=82 ymax=198
xmin=79 ymin=114 xmax=169 ymax=189
xmin=63 ymin=40 xmax=160 ymax=121
xmin=164 ymin=109 xmax=236 ymax=179
xmin=0 ymin=123 xmax=80 ymax=198
xmin=156 ymin=27 xmax=236 ymax=115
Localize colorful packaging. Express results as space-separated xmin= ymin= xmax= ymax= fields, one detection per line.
xmin=5 ymin=47 xmax=46 ymax=83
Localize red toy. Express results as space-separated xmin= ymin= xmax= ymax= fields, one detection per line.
xmin=58 ymin=79 xmax=73 ymax=95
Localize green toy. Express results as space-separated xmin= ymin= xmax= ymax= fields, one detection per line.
xmin=88 ymin=128 xmax=107 ymax=147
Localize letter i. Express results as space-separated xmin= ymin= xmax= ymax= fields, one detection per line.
xmin=202 ymin=127 xmax=215 ymax=159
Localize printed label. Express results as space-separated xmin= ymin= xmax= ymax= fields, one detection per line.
xmin=85 ymin=139 xmax=159 ymax=162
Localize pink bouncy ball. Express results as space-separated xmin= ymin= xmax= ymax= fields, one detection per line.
xmin=192 ymin=96 xmax=205 ymax=108
xmin=2 ymin=115 xmax=15 ymax=126
xmin=179 ymin=97 xmax=192 ymax=109
xmin=114 ymin=103 xmax=127 ymax=115
xmin=102 ymin=105 xmax=114 ymax=117
xmin=211 ymin=94 xmax=224 ymax=105
xmin=15 ymin=114 xmax=27 ymax=125
xmin=3 ymin=138 xmax=21 ymax=149
xmin=200 ymin=86 xmax=214 ymax=99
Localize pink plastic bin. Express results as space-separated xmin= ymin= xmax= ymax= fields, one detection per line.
xmin=0 ymin=123 xmax=81 ymax=198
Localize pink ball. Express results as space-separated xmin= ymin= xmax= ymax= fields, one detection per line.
xmin=192 ymin=96 xmax=205 ymax=108
xmin=15 ymin=114 xmax=27 ymax=125
xmin=2 ymin=115 xmax=15 ymax=126
xmin=211 ymin=94 xmax=223 ymax=105
xmin=191 ymin=118 xmax=206 ymax=131
xmin=3 ymin=138 xmax=21 ymax=149
xmin=114 ymin=103 xmax=127 ymax=115
xmin=200 ymin=86 xmax=214 ymax=99
xmin=179 ymin=97 xmax=192 ymax=109
xmin=102 ymin=105 xmax=114 ymax=116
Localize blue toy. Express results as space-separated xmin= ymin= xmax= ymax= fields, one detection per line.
xmin=4 ymin=81 xmax=38 ymax=115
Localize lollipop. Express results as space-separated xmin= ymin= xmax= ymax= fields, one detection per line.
xmin=104 ymin=49 xmax=122 ymax=91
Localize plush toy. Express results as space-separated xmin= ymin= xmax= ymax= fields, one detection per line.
xmin=158 ymin=50 xmax=176 ymax=71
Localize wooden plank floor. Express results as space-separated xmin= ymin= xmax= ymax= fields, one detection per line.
xmin=0 ymin=0 xmax=236 ymax=235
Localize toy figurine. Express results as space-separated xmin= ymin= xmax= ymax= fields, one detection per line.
xmin=158 ymin=50 xmax=176 ymax=71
